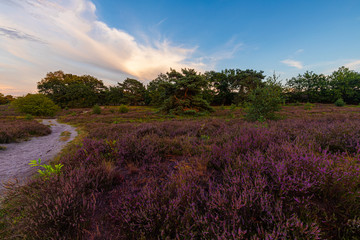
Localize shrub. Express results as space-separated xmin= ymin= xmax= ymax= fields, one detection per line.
xmin=335 ymin=98 xmax=345 ymax=107
xmin=182 ymin=109 xmax=197 ymax=116
xmin=304 ymin=102 xmax=313 ymax=110
xmin=118 ymin=104 xmax=129 ymax=113
xmin=92 ymin=104 xmax=101 ymax=114
xmin=245 ymin=80 xmax=283 ymax=121
xmin=11 ymin=94 xmax=59 ymax=116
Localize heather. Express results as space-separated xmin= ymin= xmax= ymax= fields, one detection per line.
xmin=0 ymin=105 xmax=51 ymax=143
xmin=1 ymin=105 xmax=360 ymax=239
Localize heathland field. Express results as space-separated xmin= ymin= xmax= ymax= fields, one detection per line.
xmin=1 ymin=104 xmax=360 ymax=239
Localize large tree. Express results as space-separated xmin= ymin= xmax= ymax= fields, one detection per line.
xmin=329 ymin=66 xmax=360 ymax=104
xmin=205 ymin=69 xmax=265 ymax=105
xmin=37 ymin=71 xmax=107 ymax=108
xmin=118 ymin=78 xmax=147 ymax=106
xmin=157 ymin=68 xmax=213 ymax=114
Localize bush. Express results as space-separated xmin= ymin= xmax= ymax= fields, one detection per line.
xmin=335 ymin=98 xmax=345 ymax=107
xmin=118 ymin=104 xmax=129 ymax=113
xmin=304 ymin=102 xmax=314 ymax=110
xmin=11 ymin=94 xmax=59 ymax=116
xmin=245 ymin=80 xmax=283 ymax=121
xmin=92 ymin=104 xmax=101 ymax=114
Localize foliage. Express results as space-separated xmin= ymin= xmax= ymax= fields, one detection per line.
xmin=158 ymin=68 xmax=213 ymax=114
xmin=37 ymin=70 xmax=107 ymax=108
xmin=286 ymin=66 xmax=360 ymax=104
xmin=118 ymin=104 xmax=129 ymax=113
xmin=334 ymin=98 xmax=345 ymax=107
xmin=118 ymin=78 xmax=147 ymax=106
xmin=245 ymin=75 xmax=283 ymax=121
xmin=304 ymin=102 xmax=314 ymax=110
xmin=205 ymin=69 xmax=265 ymax=105
xmin=0 ymin=93 xmax=14 ymax=105
xmin=92 ymin=104 xmax=101 ymax=114
xmin=0 ymin=110 xmax=51 ymax=143
xmin=29 ymin=158 xmax=63 ymax=179
xmin=11 ymin=94 xmax=59 ymax=116
xmin=2 ymin=106 xmax=360 ymax=239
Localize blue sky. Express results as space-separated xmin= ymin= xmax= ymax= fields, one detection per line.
xmin=0 ymin=0 xmax=360 ymax=95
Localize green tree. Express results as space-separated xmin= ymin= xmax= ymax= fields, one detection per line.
xmin=147 ymin=73 xmax=169 ymax=107
xmin=37 ymin=71 xmax=107 ymax=108
xmin=105 ymin=85 xmax=126 ymax=105
xmin=11 ymin=94 xmax=60 ymax=116
xmin=0 ymin=93 xmax=14 ymax=105
xmin=245 ymin=74 xmax=283 ymax=121
xmin=159 ymin=68 xmax=213 ymax=114
xmin=118 ymin=78 xmax=147 ymax=106
xmin=205 ymin=69 xmax=265 ymax=106
xmin=286 ymin=71 xmax=330 ymax=103
xmin=329 ymin=66 xmax=360 ymax=104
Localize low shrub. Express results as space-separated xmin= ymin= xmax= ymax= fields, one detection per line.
xmin=118 ymin=104 xmax=129 ymax=113
xmin=304 ymin=102 xmax=314 ymax=110
xmin=92 ymin=104 xmax=101 ymax=114
xmin=11 ymin=94 xmax=59 ymax=116
xmin=335 ymin=98 xmax=345 ymax=107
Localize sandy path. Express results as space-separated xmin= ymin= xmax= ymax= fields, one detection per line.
xmin=0 ymin=119 xmax=77 ymax=192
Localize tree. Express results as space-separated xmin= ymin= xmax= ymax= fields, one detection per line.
xmin=286 ymin=71 xmax=330 ymax=103
xmin=37 ymin=71 xmax=107 ymax=108
xmin=118 ymin=78 xmax=147 ymax=106
xmin=159 ymin=68 xmax=213 ymax=114
xmin=205 ymin=69 xmax=265 ymax=105
xmin=245 ymin=74 xmax=283 ymax=121
xmin=0 ymin=93 xmax=14 ymax=105
xmin=147 ymin=73 xmax=169 ymax=107
xmin=329 ymin=66 xmax=360 ymax=104
xmin=105 ymin=85 xmax=126 ymax=106
xmin=11 ymin=94 xmax=60 ymax=116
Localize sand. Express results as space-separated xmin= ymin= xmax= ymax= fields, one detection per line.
xmin=0 ymin=119 xmax=77 ymax=193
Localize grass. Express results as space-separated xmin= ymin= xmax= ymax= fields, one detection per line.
xmin=1 ymin=104 xmax=360 ymax=239
xmin=59 ymin=131 xmax=71 ymax=141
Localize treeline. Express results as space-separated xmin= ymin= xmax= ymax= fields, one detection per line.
xmin=2 ymin=66 xmax=359 ymax=109
xmin=285 ymin=66 xmax=360 ymax=104
xmin=36 ymin=69 xmax=267 ymax=110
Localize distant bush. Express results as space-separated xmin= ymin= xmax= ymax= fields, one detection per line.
xmin=118 ymin=104 xmax=129 ymax=113
xmin=183 ymin=109 xmax=197 ymax=116
xmin=11 ymin=94 xmax=59 ymax=116
xmin=304 ymin=102 xmax=314 ymax=110
xmin=92 ymin=104 xmax=101 ymax=114
xmin=335 ymin=98 xmax=345 ymax=107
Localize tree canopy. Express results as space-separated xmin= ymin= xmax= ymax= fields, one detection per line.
xmin=37 ymin=71 xmax=107 ymax=108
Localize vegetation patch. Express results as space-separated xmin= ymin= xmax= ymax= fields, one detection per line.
xmin=1 ymin=106 xmax=360 ymax=239
xmin=59 ymin=131 xmax=71 ymax=141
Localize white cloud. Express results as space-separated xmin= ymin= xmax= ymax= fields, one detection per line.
xmin=0 ymin=0 xmax=209 ymax=95
xmin=345 ymin=60 xmax=360 ymax=70
xmin=281 ymin=59 xmax=304 ymax=69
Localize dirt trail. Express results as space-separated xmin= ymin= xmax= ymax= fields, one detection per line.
xmin=0 ymin=119 xmax=77 ymax=193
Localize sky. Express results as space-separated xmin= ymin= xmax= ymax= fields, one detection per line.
xmin=0 ymin=0 xmax=360 ymax=96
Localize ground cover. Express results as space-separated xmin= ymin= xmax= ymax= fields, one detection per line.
xmin=1 ymin=104 xmax=360 ymax=239
xmin=0 ymin=105 xmax=51 ymax=144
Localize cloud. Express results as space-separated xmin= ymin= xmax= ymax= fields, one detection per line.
xmin=0 ymin=27 xmax=45 ymax=43
xmin=345 ymin=60 xmax=360 ymax=70
xmin=281 ymin=59 xmax=304 ymax=69
xmin=0 ymin=0 xmax=209 ymax=95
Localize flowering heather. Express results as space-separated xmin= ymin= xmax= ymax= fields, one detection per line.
xmin=0 ymin=105 xmax=51 ymax=143
xmin=0 ymin=118 xmax=51 ymax=143
xmin=1 ymin=105 xmax=360 ymax=239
